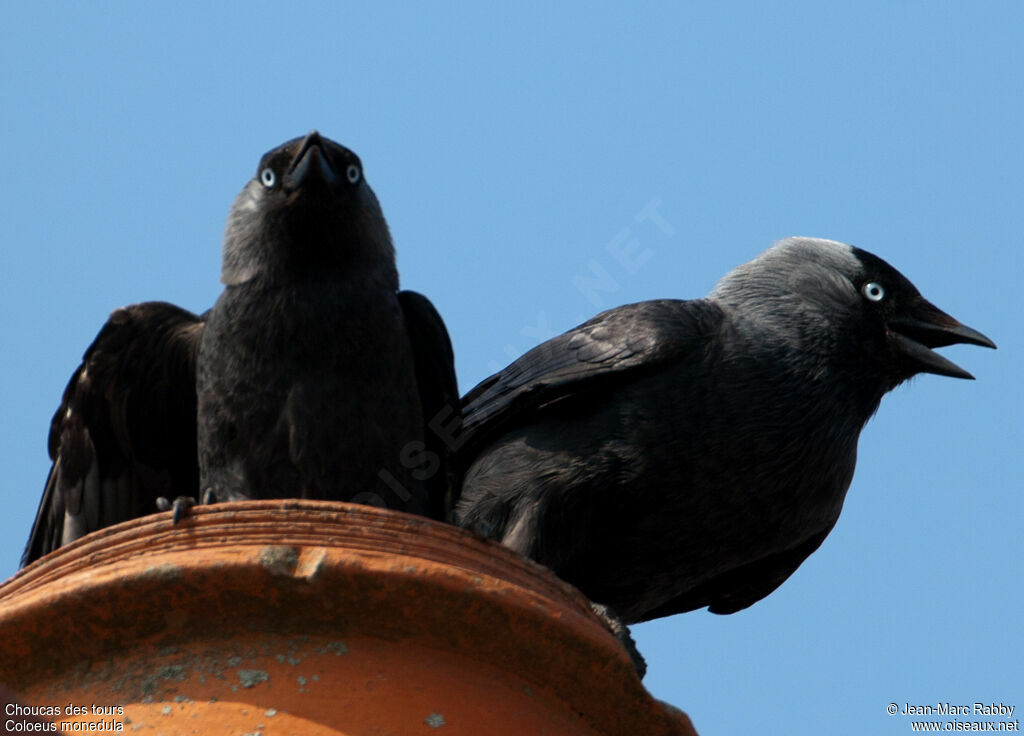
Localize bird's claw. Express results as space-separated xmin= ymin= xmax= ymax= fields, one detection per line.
xmin=156 ymin=489 xmax=217 ymax=525
xmin=590 ymin=602 xmax=647 ymax=679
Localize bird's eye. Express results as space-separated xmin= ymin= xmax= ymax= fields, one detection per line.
xmin=346 ymin=164 xmax=361 ymax=184
xmin=260 ymin=168 xmax=276 ymax=188
xmin=862 ymin=282 xmax=885 ymax=302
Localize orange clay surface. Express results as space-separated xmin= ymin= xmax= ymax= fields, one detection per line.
xmin=0 ymin=500 xmax=696 ymax=735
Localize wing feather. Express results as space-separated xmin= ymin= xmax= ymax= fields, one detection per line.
xmin=22 ymin=302 xmax=204 ymax=566
xmin=459 ymin=299 xmax=722 ymax=457
xmin=397 ymin=290 xmax=460 ymax=519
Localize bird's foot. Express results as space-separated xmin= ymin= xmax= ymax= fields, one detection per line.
xmin=590 ymin=602 xmax=647 ymax=679
xmin=156 ymin=489 xmax=217 ymax=525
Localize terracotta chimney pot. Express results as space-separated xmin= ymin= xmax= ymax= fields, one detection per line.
xmin=0 ymin=501 xmax=696 ymax=735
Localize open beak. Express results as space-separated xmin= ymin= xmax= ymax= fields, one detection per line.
xmin=888 ymin=297 xmax=996 ymax=380
xmin=285 ymin=130 xmax=336 ymax=189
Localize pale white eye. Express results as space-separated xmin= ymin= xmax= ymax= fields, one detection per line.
xmin=346 ymin=164 xmax=361 ymax=184
xmin=260 ymin=168 xmax=276 ymax=188
xmin=862 ymin=282 xmax=885 ymax=302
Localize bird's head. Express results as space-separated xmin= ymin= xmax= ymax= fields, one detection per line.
xmin=222 ymin=131 xmax=396 ymax=286
xmin=712 ymin=237 xmax=995 ymax=389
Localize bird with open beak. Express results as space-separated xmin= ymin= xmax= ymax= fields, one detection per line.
xmin=454 ymin=237 xmax=995 ymax=646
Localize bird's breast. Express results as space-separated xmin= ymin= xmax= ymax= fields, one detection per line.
xmin=196 ymin=281 xmax=423 ymax=502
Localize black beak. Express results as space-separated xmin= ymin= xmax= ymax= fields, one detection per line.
xmin=888 ymin=298 xmax=996 ymax=380
xmin=285 ymin=130 xmax=336 ymax=189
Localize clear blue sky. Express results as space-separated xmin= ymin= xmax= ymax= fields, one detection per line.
xmin=2 ymin=4 xmax=1019 ymax=733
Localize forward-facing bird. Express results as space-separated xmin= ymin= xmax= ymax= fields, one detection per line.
xmin=454 ymin=237 xmax=994 ymax=626
xmin=23 ymin=132 xmax=458 ymax=566
xmin=197 ymin=132 xmax=457 ymax=513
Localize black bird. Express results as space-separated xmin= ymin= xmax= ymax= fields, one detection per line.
xmin=454 ymin=237 xmax=995 ymax=627
xmin=23 ymin=132 xmax=458 ymax=566
xmin=197 ymin=131 xmax=457 ymax=513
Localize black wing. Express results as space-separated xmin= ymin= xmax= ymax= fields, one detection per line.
xmin=23 ymin=302 xmax=205 ymax=566
xmin=635 ymin=527 xmax=833 ymax=621
xmin=397 ymin=290 xmax=460 ymax=520
xmin=458 ymin=299 xmax=722 ymax=461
